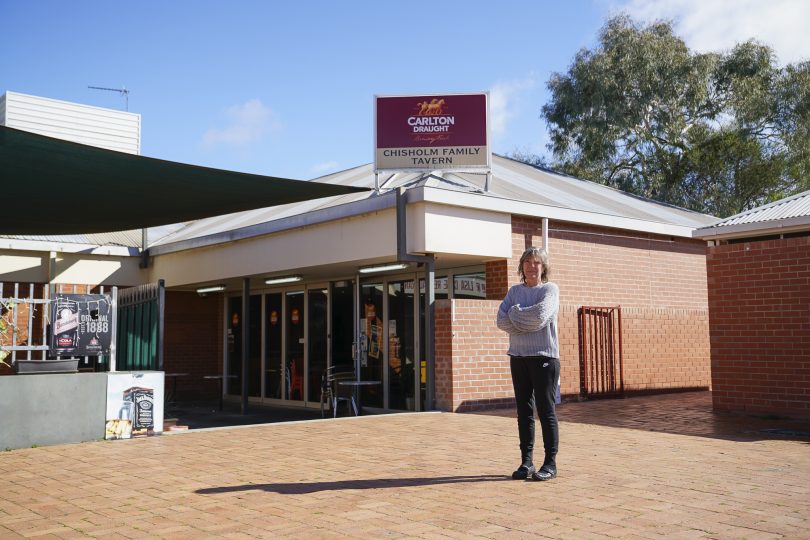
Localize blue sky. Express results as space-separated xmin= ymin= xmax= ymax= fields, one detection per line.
xmin=3 ymin=0 xmax=808 ymax=180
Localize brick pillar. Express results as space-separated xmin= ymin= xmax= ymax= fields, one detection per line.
xmin=485 ymin=260 xmax=509 ymax=300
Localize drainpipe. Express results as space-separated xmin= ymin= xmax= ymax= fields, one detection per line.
xmin=139 ymin=228 xmax=149 ymax=268
xmin=396 ymin=188 xmax=436 ymax=411
xmin=542 ymin=218 xmax=549 ymax=252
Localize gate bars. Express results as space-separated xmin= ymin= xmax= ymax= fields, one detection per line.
xmin=0 ymin=282 xmax=49 ymax=362
xmin=116 ymin=279 xmax=165 ymax=371
xmin=579 ymin=306 xmax=625 ymax=397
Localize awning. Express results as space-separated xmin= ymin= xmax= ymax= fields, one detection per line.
xmin=0 ymin=125 xmax=369 ymax=234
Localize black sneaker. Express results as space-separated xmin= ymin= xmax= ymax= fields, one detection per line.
xmin=511 ymin=464 xmax=535 ymax=480
xmin=531 ymin=466 xmax=557 ymax=481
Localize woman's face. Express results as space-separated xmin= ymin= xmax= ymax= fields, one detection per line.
xmin=522 ymin=256 xmax=542 ymax=286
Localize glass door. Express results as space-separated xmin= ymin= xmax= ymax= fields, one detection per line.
xmin=331 ymin=281 xmax=354 ymax=373
xmin=360 ymin=282 xmax=384 ymax=408
xmin=387 ymin=280 xmax=415 ymax=410
xmin=264 ymin=293 xmax=282 ymax=399
xmin=307 ymin=287 xmax=328 ymax=403
xmin=226 ymin=294 xmax=261 ymax=397
xmin=247 ymin=295 xmax=262 ymax=397
xmin=285 ymin=290 xmax=305 ymax=401
xmin=226 ymin=296 xmax=241 ymax=395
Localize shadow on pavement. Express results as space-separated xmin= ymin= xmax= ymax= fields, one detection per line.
xmin=196 ymin=475 xmax=509 ymax=495
xmin=164 ymin=401 xmax=326 ymax=430
xmin=472 ymin=391 xmax=810 ymax=443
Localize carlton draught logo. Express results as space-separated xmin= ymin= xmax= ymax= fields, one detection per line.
xmin=416 ymin=98 xmax=446 ymax=115
xmin=408 ymin=99 xmax=454 ymax=137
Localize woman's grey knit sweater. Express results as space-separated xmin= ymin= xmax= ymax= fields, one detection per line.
xmin=496 ymin=281 xmax=559 ymax=358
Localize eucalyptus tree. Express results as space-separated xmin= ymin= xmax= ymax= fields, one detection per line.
xmin=540 ymin=15 xmax=810 ymax=217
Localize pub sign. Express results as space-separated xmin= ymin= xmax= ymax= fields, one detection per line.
xmin=375 ymin=93 xmax=490 ymax=172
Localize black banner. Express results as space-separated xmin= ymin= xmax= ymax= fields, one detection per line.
xmin=50 ymin=294 xmax=112 ymax=356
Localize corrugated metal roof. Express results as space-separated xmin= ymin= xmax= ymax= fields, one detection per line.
xmin=151 ymin=155 xmax=715 ymax=246
xmin=0 ymin=223 xmax=189 ymax=249
xmin=2 ymin=155 xmax=717 ymax=250
xmin=2 ymin=229 xmax=143 ymax=247
xmin=697 ymin=189 xmax=810 ymax=229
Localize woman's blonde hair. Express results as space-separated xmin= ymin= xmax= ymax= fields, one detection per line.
xmin=517 ymin=247 xmax=550 ymax=284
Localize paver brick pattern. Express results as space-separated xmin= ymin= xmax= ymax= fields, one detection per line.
xmin=1 ymin=392 xmax=809 ymax=539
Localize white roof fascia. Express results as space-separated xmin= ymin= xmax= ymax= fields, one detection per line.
xmin=148 ymin=192 xmax=398 ymax=256
xmin=151 ymin=183 xmax=701 ymax=258
xmin=693 ymin=214 xmax=810 ymax=240
xmin=409 ymin=187 xmax=699 ymax=239
xmin=0 ymin=238 xmax=139 ymax=256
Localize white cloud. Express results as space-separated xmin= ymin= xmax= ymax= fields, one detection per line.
xmin=203 ymin=99 xmax=282 ymax=146
xmin=311 ymin=161 xmax=339 ymax=175
xmin=489 ymin=77 xmax=536 ymax=139
xmin=617 ymin=0 xmax=810 ymax=64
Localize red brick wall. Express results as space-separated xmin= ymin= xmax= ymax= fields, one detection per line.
xmin=163 ymin=291 xmax=224 ymax=401
xmin=435 ymin=299 xmax=511 ymax=412
xmin=707 ymin=236 xmax=810 ymax=418
xmin=437 ymin=217 xmax=711 ymax=412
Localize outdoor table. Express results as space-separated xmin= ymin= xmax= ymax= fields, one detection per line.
xmin=203 ymin=374 xmax=237 ymax=411
xmin=337 ymin=380 xmax=380 ymax=416
xmin=164 ymin=373 xmax=189 ymax=405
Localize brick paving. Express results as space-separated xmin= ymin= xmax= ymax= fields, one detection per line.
xmin=2 ymin=391 xmax=809 ymax=539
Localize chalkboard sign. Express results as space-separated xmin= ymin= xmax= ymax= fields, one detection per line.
xmin=50 ymin=294 xmax=113 ymax=356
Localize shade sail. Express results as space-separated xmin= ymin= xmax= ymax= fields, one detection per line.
xmin=0 ymin=125 xmax=369 ymax=234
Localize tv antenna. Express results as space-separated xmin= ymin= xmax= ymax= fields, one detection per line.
xmin=88 ymin=85 xmax=130 ymax=111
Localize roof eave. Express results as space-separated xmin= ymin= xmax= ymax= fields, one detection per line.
xmin=148 ymin=192 xmax=398 ymax=256
xmin=150 ymin=185 xmax=706 ymax=257
xmin=693 ymin=215 xmax=810 ymax=240
xmin=0 ymin=238 xmax=139 ymax=256
xmin=411 ymin=187 xmax=703 ymax=239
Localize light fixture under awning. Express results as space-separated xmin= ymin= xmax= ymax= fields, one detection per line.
xmin=264 ymin=275 xmax=303 ymax=285
xmin=358 ymin=263 xmax=408 ymax=274
xmin=196 ymin=285 xmax=226 ymax=294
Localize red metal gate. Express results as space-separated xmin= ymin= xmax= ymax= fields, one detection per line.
xmin=579 ymin=306 xmax=624 ymax=397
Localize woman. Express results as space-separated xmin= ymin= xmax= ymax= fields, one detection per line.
xmin=496 ymin=247 xmax=560 ymax=481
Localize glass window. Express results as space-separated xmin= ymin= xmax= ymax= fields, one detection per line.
xmin=264 ymin=293 xmax=282 ymax=399
xmin=307 ymin=288 xmax=328 ymax=403
xmin=360 ymin=283 xmax=384 ymax=408
xmin=330 ymin=281 xmax=355 ymax=373
xmin=226 ymin=296 xmax=241 ymax=395
xmin=226 ymin=294 xmax=261 ymax=396
xmin=420 ymin=276 xmax=448 ymax=300
xmin=387 ymin=280 xmax=415 ymax=410
xmin=453 ymin=272 xmax=486 ymax=299
xmin=285 ymin=291 xmax=305 ymax=401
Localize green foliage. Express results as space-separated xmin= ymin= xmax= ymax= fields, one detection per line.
xmin=539 ymin=15 xmax=810 ymax=217
xmin=0 ymin=300 xmax=16 ymax=367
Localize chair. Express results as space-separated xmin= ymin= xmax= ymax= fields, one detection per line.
xmin=320 ymin=366 xmax=358 ymax=418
